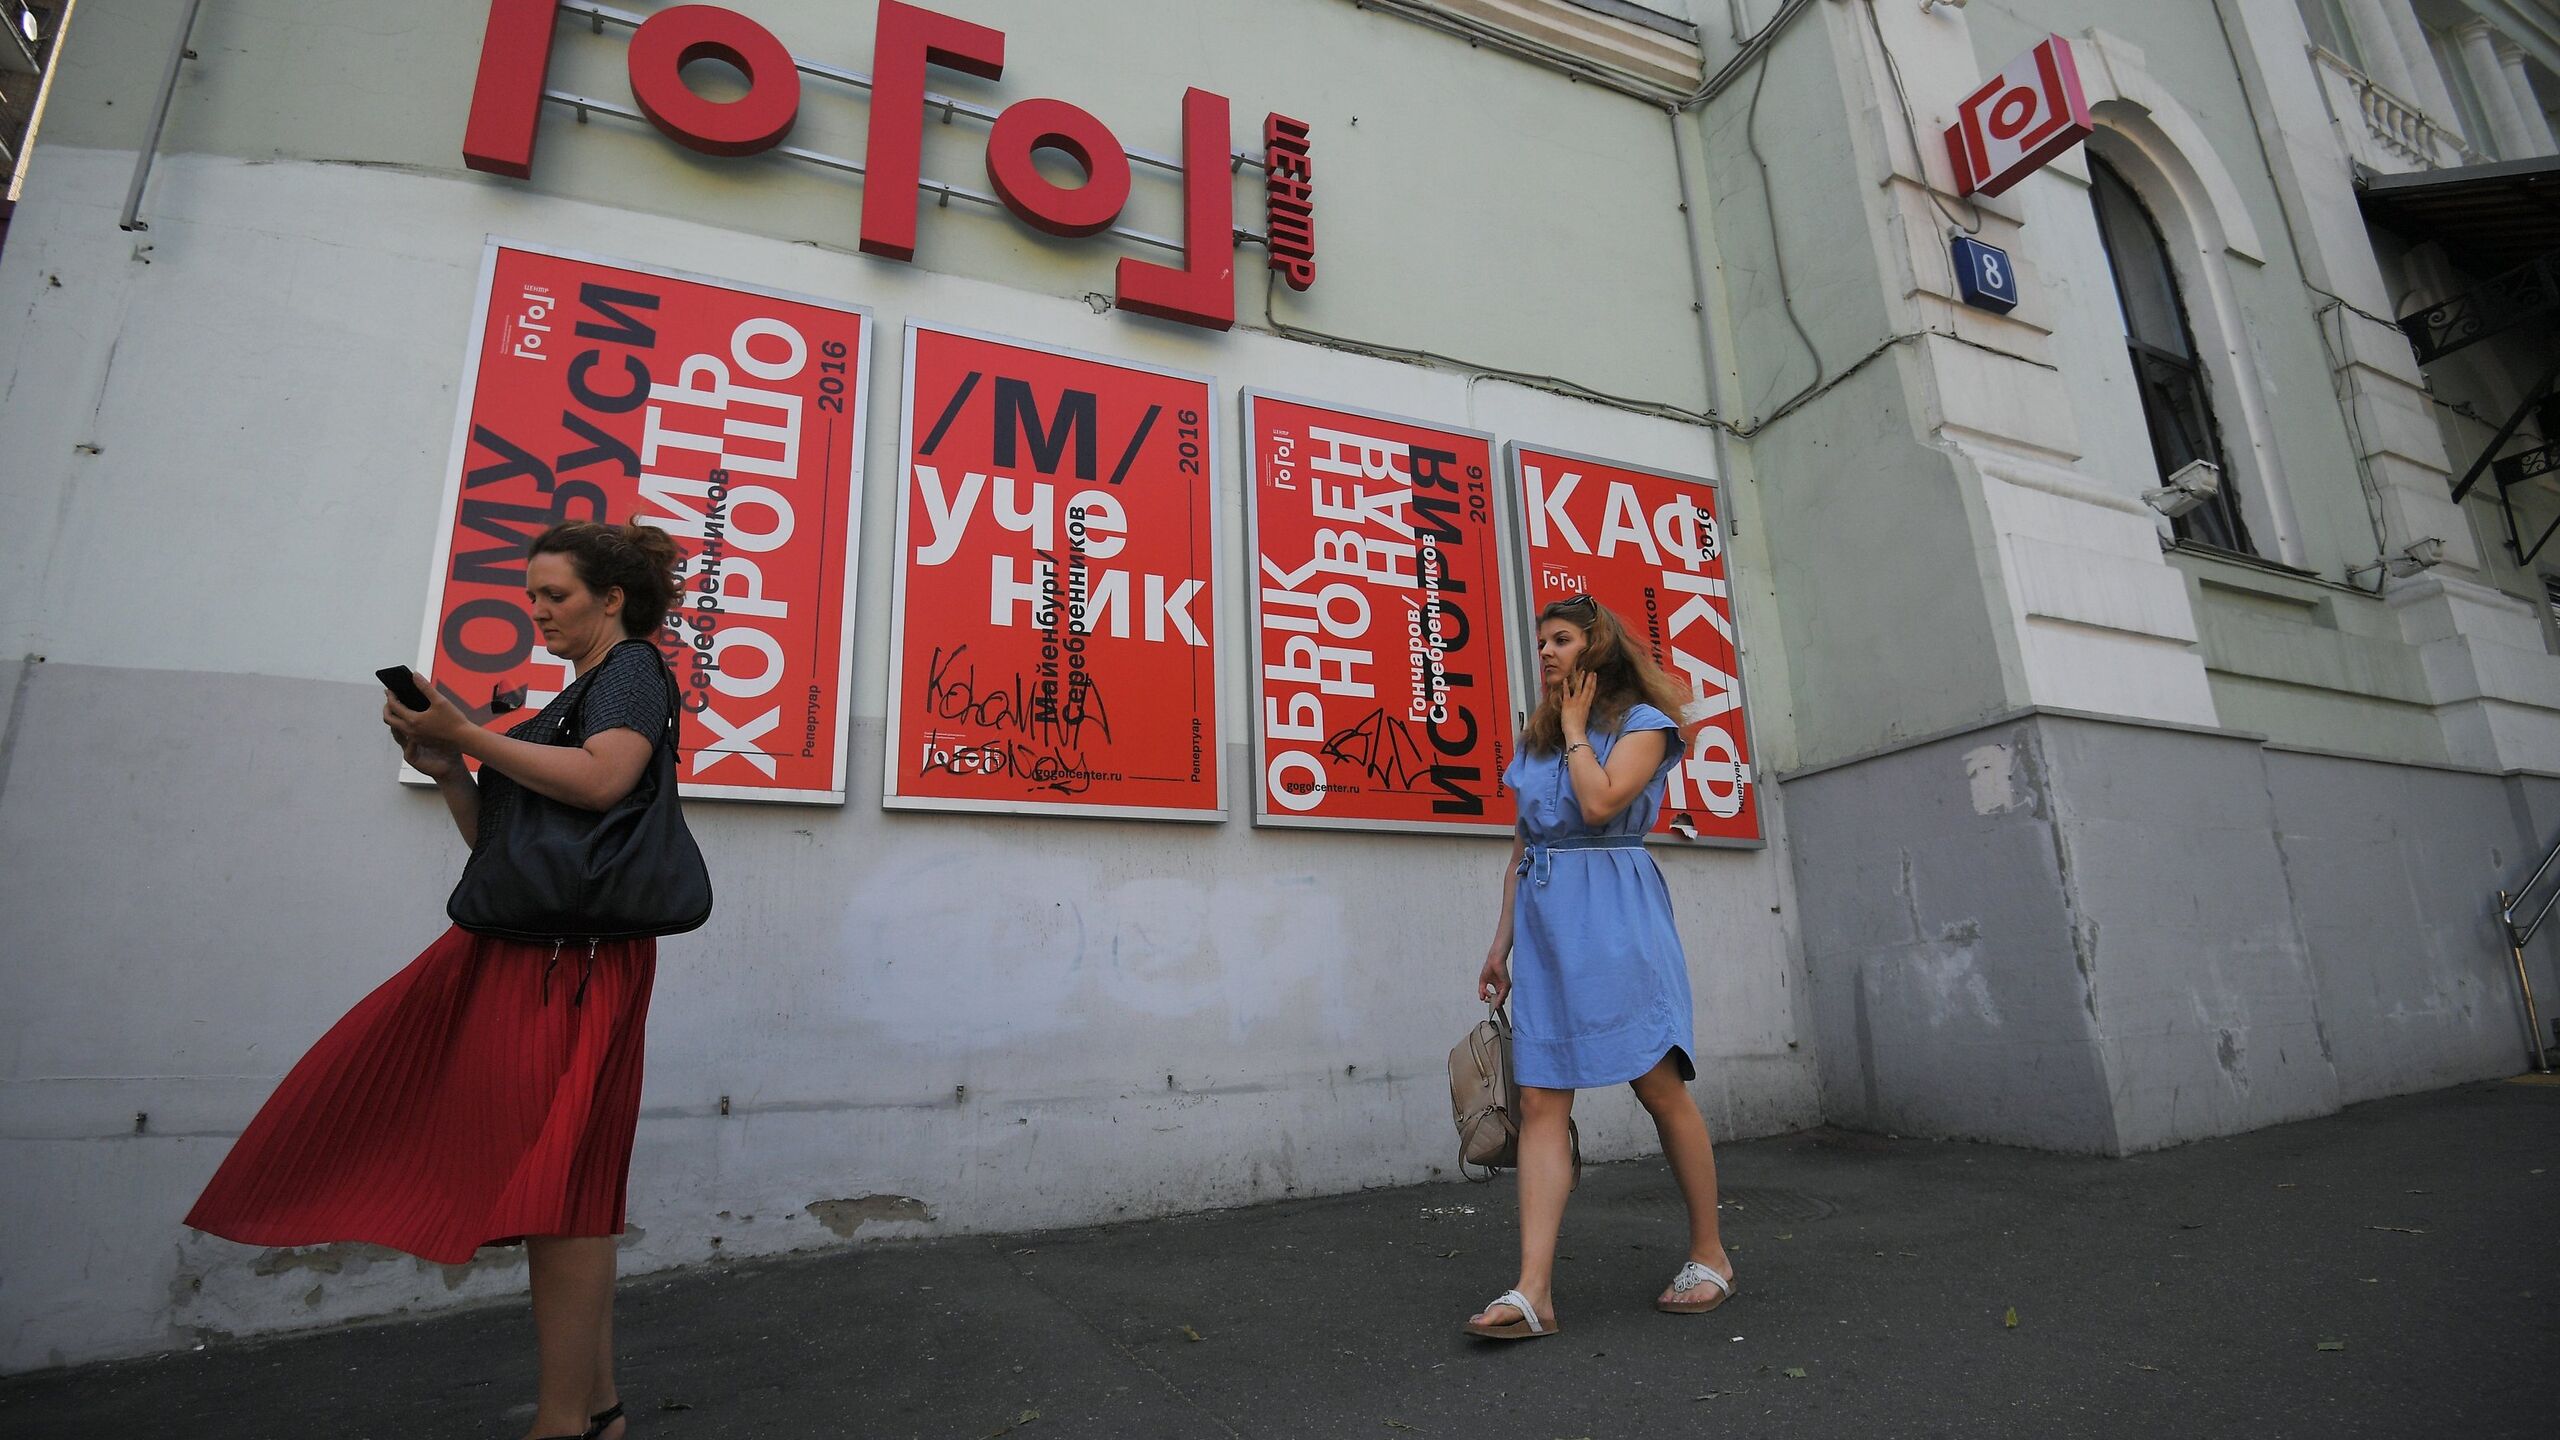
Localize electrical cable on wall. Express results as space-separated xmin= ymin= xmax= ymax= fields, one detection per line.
xmin=1262 ymin=0 xmax=1821 ymax=434
xmin=2204 ymin=0 xmax=2397 ymax=565
xmin=1861 ymin=0 xmax=1984 ymax=238
xmin=1266 ymin=0 xmax=2045 ymax=442
xmin=1746 ymin=46 xmax=1826 ymax=418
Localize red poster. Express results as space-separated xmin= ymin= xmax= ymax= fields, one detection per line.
xmin=1244 ymin=393 xmax=1518 ymax=835
xmin=1509 ymin=444 xmax=1761 ymax=846
xmin=417 ymin=241 xmax=871 ymax=803
xmin=885 ymin=324 xmax=1223 ymax=819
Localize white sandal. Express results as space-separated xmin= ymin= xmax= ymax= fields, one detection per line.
xmin=1657 ymin=1259 xmax=1735 ymax=1314
xmin=1462 ymin=1287 xmax=1558 ymax=1340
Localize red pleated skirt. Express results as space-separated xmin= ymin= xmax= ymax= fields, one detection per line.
xmin=186 ymin=925 xmax=655 ymax=1266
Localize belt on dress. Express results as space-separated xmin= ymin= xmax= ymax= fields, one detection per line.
xmin=1520 ymin=832 xmax=1646 ymax=887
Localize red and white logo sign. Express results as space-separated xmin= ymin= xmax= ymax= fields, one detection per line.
xmin=1510 ymin=445 xmax=1759 ymax=847
xmin=418 ymin=240 xmax=871 ymax=804
xmin=1945 ymin=34 xmax=2093 ymax=199
xmin=464 ymin=0 xmax=1312 ymax=331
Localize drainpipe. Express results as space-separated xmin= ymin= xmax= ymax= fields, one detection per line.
xmin=120 ymin=0 xmax=204 ymax=232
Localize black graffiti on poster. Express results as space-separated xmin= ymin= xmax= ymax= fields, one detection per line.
xmin=1259 ymin=430 xmax=1498 ymax=815
xmin=905 ymin=367 xmax=1204 ymax=795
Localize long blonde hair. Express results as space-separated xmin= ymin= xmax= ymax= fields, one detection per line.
xmin=1521 ymin=595 xmax=1699 ymax=756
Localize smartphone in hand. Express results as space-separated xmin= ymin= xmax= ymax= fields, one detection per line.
xmin=376 ymin=666 xmax=433 ymax=712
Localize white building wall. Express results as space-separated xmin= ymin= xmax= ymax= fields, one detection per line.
xmin=0 ymin=134 xmax=1812 ymax=1374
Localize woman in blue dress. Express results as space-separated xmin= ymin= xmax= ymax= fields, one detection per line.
xmin=1464 ymin=594 xmax=1735 ymax=1340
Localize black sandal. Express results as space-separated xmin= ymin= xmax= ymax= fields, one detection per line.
xmin=584 ymin=1402 xmax=626 ymax=1439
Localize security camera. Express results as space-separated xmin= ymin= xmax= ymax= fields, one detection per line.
xmin=1921 ymin=0 xmax=1969 ymax=12
xmin=2388 ymin=536 xmax=2446 ymax=575
xmin=2142 ymin=459 xmax=2221 ymax=520
xmin=2349 ymin=536 xmax=2447 ymax=583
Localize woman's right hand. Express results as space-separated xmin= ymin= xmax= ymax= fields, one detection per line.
xmin=1476 ymin=949 xmax=1511 ymax=1009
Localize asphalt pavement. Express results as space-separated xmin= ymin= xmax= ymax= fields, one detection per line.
xmin=5 ymin=1079 xmax=2554 ymax=1439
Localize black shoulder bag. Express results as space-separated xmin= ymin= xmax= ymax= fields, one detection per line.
xmin=447 ymin=643 xmax=714 ymax=941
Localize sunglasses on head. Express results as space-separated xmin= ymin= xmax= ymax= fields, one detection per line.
xmin=1547 ymin=593 xmax=1597 ymax=619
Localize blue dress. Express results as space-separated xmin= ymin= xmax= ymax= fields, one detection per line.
xmin=1501 ymin=702 xmax=1697 ymax=1090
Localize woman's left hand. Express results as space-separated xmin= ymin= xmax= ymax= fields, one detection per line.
xmin=381 ymin=671 xmax=476 ymax=749
xmin=1558 ymin=670 xmax=1597 ymax=738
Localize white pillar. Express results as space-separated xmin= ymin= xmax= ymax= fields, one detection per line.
xmin=2370 ymin=0 xmax=2465 ymax=130
xmin=2494 ymin=41 xmax=2557 ymax=156
xmin=2455 ymin=21 xmax=2539 ymax=160
xmin=2338 ymin=0 xmax=2424 ymax=108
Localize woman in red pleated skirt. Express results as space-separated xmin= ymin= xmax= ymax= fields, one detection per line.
xmin=189 ymin=521 xmax=692 ymax=1440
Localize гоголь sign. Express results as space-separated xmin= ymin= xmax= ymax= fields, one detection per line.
xmin=464 ymin=0 xmax=1315 ymax=331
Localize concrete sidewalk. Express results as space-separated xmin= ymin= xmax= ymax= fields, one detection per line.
xmin=5 ymin=1080 xmax=2554 ymax=1439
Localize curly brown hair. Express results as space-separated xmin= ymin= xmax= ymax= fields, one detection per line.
xmin=526 ymin=521 xmax=684 ymax=636
xmin=1520 ymin=595 xmax=1698 ymax=756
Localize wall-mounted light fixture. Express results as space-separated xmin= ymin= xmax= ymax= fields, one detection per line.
xmin=1921 ymin=0 xmax=1969 ymax=14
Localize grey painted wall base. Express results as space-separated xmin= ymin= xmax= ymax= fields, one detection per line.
xmin=1786 ymin=713 xmax=2559 ymax=1155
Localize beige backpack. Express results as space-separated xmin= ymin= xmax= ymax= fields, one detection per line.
xmin=1448 ymin=1006 xmax=1580 ymax=1184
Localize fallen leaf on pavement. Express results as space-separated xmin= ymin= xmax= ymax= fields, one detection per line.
xmin=1783 ymin=1367 xmax=1808 ymax=1379
xmin=1438 ymin=1249 xmax=1461 ymax=1259
xmin=1180 ymin=1325 xmax=1204 ymax=1342
xmin=2127 ymin=1363 xmax=2160 ymax=1373
xmin=1384 ymin=1423 xmax=1419 ymax=1433
xmin=2368 ymin=1225 xmax=2426 ymax=1235
xmin=1691 ymin=1391 xmax=1728 ymax=1401
xmin=2004 ymin=1307 xmax=2019 ymax=1329
xmin=2316 ymin=1340 xmax=2347 ymax=1352
xmin=657 ymin=1399 xmax=692 ymax=1412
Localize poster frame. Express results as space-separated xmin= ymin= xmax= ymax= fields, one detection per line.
xmin=410 ymin=235 xmax=876 ymax=805
xmin=1501 ymin=439 xmax=1767 ymax=850
xmin=1239 ymin=387 xmax=1522 ymax=839
xmin=883 ymin=318 xmax=1228 ymax=823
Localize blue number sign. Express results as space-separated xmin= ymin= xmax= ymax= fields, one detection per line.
xmin=1952 ymin=236 xmax=2019 ymax=314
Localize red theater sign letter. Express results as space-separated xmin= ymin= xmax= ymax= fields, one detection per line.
xmin=462 ymin=0 xmax=1313 ymax=331
xmin=1244 ymin=393 xmax=1517 ymax=837
xmin=1945 ymin=34 xmax=2093 ymax=199
xmin=885 ymin=325 xmax=1224 ymax=821
xmin=418 ymin=241 xmax=870 ymax=804
xmin=1509 ymin=445 xmax=1760 ymax=846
